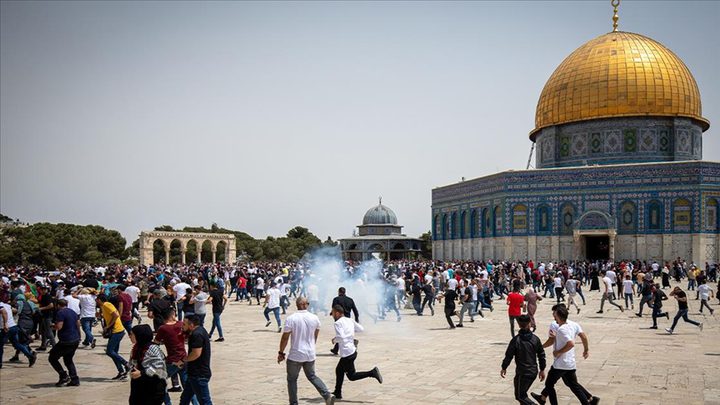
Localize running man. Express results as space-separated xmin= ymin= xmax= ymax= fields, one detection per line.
xmin=666 ymin=286 xmax=703 ymax=334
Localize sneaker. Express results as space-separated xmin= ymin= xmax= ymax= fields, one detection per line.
xmin=167 ymin=386 xmax=183 ymax=392
xmin=577 ymin=308 xmax=581 ymax=315
xmin=455 ymin=324 xmax=464 ymax=327
xmin=596 ymin=310 xmax=604 ymax=314
xmin=666 ymin=313 xmax=670 ymax=320
xmin=620 ymin=307 xmax=625 ymax=313
xmin=112 ymin=371 xmax=127 ymax=380
xmin=55 ymin=375 xmax=70 ymax=387
xmin=665 ymin=328 xmax=673 ymax=334
xmin=430 ymin=308 xmax=435 ymax=316
xmin=29 ymin=352 xmax=37 ymax=368
xmin=330 ymin=349 xmax=339 ymax=355
xmin=635 ymin=313 xmax=642 ymax=317
xmin=66 ymin=378 xmax=80 ymax=387
xmin=699 ymin=322 xmax=703 ymax=331
xmin=91 ymin=339 xmax=96 ymax=349
xmin=373 ymin=367 xmax=383 ymax=384
xmin=277 ymin=327 xmax=282 ymax=333
xmin=325 ymin=393 xmax=336 ymax=405
xmin=265 ymin=321 xmax=271 ymax=327
xmin=214 ymin=337 xmax=225 ymax=342
xmin=590 ymin=396 xmax=600 ymax=405
xmin=649 ymin=326 xmax=658 ymax=329
xmin=531 ymin=392 xmax=546 ymax=405
xmin=331 ymin=392 xmax=343 ymax=400
xmin=8 ymin=356 xmax=20 ymax=363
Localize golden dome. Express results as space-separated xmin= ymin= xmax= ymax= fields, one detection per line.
xmin=530 ymin=31 xmax=709 ymax=141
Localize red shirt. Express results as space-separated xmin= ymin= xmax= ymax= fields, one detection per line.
xmin=155 ymin=321 xmax=186 ymax=363
xmin=507 ymin=292 xmax=524 ymax=317
xmin=118 ymin=292 xmax=133 ymax=322
xmin=237 ymin=277 xmax=247 ymax=289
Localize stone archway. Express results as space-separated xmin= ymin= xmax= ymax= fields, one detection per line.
xmin=139 ymin=231 xmax=236 ymax=266
xmin=573 ymin=210 xmax=617 ymax=261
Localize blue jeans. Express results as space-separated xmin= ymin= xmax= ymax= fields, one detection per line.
xmin=122 ymin=319 xmax=133 ymax=334
xmin=0 ymin=326 xmax=34 ymax=366
xmin=208 ymin=312 xmax=223 ymax=338
xmin=180 ymin=376 xmax=212 ymax=405
xmin=106 ymin=331 xmax=127 ymax=373
xmin=80 ymin=317 xmax=95 ymax=345
xmin=165 ymin=363 xmax=198 ymax=405
xmin=264 ymin=307 xmax=281 ymax=326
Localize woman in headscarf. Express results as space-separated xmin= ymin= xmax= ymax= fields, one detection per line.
xmin=128 ymin=324 xmax=167 ymax=405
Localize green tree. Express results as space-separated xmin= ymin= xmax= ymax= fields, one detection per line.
xmin=419 ymin=231 xmax=432 ymax=259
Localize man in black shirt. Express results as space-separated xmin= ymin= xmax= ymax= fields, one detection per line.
xmin=37 ymin=284 xmax=56 ymax=351
xmin=208 ymin=283 xmax=227 ymax=342
xmin=666 ymin=287 xmax=703 ymax=334
xmin=181 ymin=315 xmax=212 ymax=405
xmin=330 ymin=287 xmax=359 ymax=355
xmin=500 ymin=315 xmax=546 ymax=405
xmin=440 ymin=287 xmax=458 ymax=329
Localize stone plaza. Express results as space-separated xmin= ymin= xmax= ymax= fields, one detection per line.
xmin=1 ymin=280 xmax=718 ymax=405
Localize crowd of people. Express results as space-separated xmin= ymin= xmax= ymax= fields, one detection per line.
xmin=0 ymin=257 xmax=717 ymax=404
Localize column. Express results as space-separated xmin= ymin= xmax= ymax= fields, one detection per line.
xmin=164 ymin=245 xmax=170 ymax=265
xmin=197 ymin=251 xmax=201 ymax=264
xmin=211 ymin=248 xmax=217 ymax=264
xmin=573 ymin=232 xmax=581 ymax=261
xmin=181 ymin=249 xmax=187 ymax=265
xmin=608 ymin=231 xmax=617 ymax=262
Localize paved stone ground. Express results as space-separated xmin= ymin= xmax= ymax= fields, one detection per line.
xmin=1 ymin=280 xmax=719 ymax=404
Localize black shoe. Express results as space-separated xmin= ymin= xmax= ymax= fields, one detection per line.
xmin=649 ymin=326 xmax=658 ymax=329
xmin=635 ymin=313 xmax=642 ymax=317
xmin=8 ymin=356 xmax=20 ymax=363
xmin=112 ymin=371 xmax=128 ymax=380
xmin=66 ymin=378 xmax=80 ymax=386
xmin=167 ymin=386 xmax=183 ymax=392
xmin=29 ymin=352 xmax=37 ymax=367
xmin=331 ymin=392 xmax=343 ymax=400
xmin=56 ymin=375 xmax=70 ymax=387
xmin=596 ymin=310 xmax=604 ymax=314
xmin=665 ymin=313 xmax=670 ymax=320
xmin=590 ymin=396 xmax=600 ymax=405
xmin=531 ymin=392 xmax=546 ymax=405
xmin=455 ymin=324 xmax=463 ymax=327
xmin=330 ymin=349 xmax=339 ymax=355
xmin=373 ymin=367 xmax=383 ymax=384
xmin=214 ymin=337 xmax=225 ymax=342
xmin=91 ymin=339 xmax=96 ymax=349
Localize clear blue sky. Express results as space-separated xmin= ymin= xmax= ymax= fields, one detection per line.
xmin=1 ymin=1 xmax=718 ymax=243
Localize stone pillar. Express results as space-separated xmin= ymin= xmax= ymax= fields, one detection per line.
xmin=164 ymin=245 xmax=170 ymax=265
xmin=692 ymin=233 xmax=703 ymax=266
xmin=181 ymin=249 xmax=187 ymax=265
xmin=197 ymin=251 xmax=201 ymax=264
xmin=608 ymin=230 xmax=617 ymax=262
xmin=528 ymin=236 xmax=537 ymax=262
xmin=573 ymin=232 xmax=581 ymax=261
xmin=211 ymin=248 xmax=217 ymax=264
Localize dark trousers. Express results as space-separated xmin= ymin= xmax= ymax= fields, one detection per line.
xmin=651 ymin=305 xmax=667 ymax=327
xmin=514 ymin=373 xmax=537 ymax=405
xmin=638 ymin=294 xmax=652 ymax=315
xmin=509 ymin=315 xmax=519 ymax=337
xmin=669 ymin=309 xmax=700 ymax=330
xmin=333 ymin=351 xmax=373 ymax=397
xmin=444 ymin=307 xmax=456 ymax=327
xmin=541 ymin=367 xmax=591 ymax=405
xmin=48 ymin=340 xmax=80 ymax=380
xmin=421 ymin=295 xmax=434 ymax=314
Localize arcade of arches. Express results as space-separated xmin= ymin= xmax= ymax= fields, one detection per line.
xmin=139 ymin=231 xmax=236 ymax=266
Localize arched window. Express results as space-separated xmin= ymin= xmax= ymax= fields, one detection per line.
xmin=493 ymin=206 xmax=502 ymax=237
xmin=537 ymin=205 xmax=551 ymax=234
xmin=460 ymin=211 xmax=467 ymax=239
xmin=482 ymin=208 xmax=491 ymax=237
xmin=673 ymin=198 xmax=692 ymax=232
xmin=619 ymin=200 xmax=637 ymax=233
xmin=512 ymin=204 xmax=528 ymax=234
xmin=560 ymin=203 xmax=575 ymax=235
xmin=442 ymin=213 xmax=448 ymax=240
xmin=470 ymin=209 xmax=478 ymax=238
xmin=647 ymin=200 xmax=663 ymax=231
xmin=433 ymin=215 xmax=439 ymax=240
xmin=451 ymin=212 xmax=458 ymax=239
xmin=707 ymin=198 xmax=718 ymax=232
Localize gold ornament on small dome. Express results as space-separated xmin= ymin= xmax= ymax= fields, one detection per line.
xmin=612 ymin=0 xmax=620 ymax=32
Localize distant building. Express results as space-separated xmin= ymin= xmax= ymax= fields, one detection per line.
xmin=431 ymin=19 xmax=718 ymax=264
xmin=340 ymin=199 xmax=421 ymax=261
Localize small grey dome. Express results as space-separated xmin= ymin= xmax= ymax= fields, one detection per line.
xmin=363 ymin=203 xmax=398 ymax=225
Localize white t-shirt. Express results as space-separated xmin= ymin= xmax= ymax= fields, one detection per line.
xmin=396 ymin=278 xmax=405 ymax=291
xmin=173 ymin=282 xmax=191 ymax=302
xmin=333 ymin=316 xmax=364 ymax=358
xmin=266 ymin=288 xmax=281 ymax=309
xmin=447 ymin=278 xmax=458 ymax=290
xmin=125 ymin=286 xmax=140 ymax=303
xmin=283 ymin=310 xmax=321 ymax=362
xmin=565 ymin=279 xmax=578 ymax=295
xmin=554 ymin=277 xmax=563 ymax=288
xmin=622 ymin=280 xmax=634 ymax=294
xmin=78 ymin=294 xmax=97 ymax=318
xmin=602 ymin=276 xmax=613 ymax=292
xmin=65 ymin=295 xmax=81 ymax=315
xmin=0 ymin=302 xmax=17 ymax=328
xmin=698 ymin=284 xmax=711 ymax=300
xmin=606 ymin=270 xmax=617 ymax=284
xmin=256 ymin=278 xmax=265 ymax=290
xmin=194 ymin=292 xmax=209 ymax=315
xmin=549 ymin=320 xmax=583 ymax=370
